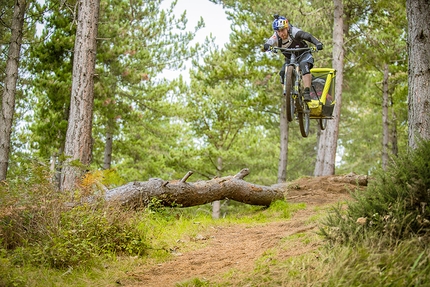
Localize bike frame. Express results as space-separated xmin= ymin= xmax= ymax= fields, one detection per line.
xmin=288 ymin=52 xmax=304 ymax=111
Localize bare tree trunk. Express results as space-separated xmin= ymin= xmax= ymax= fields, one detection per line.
xmin=407 ymin=0 xmax=430 ymax=148
xmin=278 ymin=96 xmax=289 ymax=183
xmin=60 ymin=0 xmax=100 ymax=191
xmin=0 ymin=0 xmax=27 ymax=181
xmin=212 ymin=198 xmax=221 ymax=219
xmin=314 ymin=0 xmax=344 ymax=176
xmin=103 ymin=131 xmax=113 ymax=170
xmin=391 ymin=109 xmax=398 ymax=156
xmin=382 ymin=64 xmax=389 ymax=170
xmin=212 ymin=157 xmax=223 ymax=219
xmin=103 ymin=116 xmax=115 ymax=170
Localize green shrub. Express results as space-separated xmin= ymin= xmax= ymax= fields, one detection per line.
xmin=0 ymin=162 xmax=150 ymax=270
xmin=321 ymin=139 xmax=430 ymax=244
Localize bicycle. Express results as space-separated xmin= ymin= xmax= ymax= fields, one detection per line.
xmin=272 ymin=46 xmax=336 ymax=137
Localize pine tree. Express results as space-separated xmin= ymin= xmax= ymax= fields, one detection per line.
xmin=0 ymin=0 xmax=27 ymax=180
xmin=407 ymin=0 xmax=430 ymax=147
xmin=60 ymin=0 xmax=100 ymax=191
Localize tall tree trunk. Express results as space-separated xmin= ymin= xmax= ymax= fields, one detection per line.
xmin=103 ymin=117 xmax=114 ymax=169
xmin=103 ymin=131 xmax=113 ymax=170
xmin=277 ymin=96 xmax=289 ymax=183
xmin=406 ymin=0 xmax=430 ymax=148
xmin=0 ymin=0 xmax=26 ymax=181
xmin=314 ymin=0 xmax=344 ymax=176
xmin=49 ymin=146 xmax=64 ymax=189
xmin=60 ymin=0 xmax=100 ymax=191
xmin=212 ymin=156 xmax=223 ymax=219
xmin=391 ymin=110 xmax=398 ymax=156
xmin=382 ymin=64 xmax=389 ymax=170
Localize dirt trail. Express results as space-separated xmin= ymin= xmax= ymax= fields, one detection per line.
xmin=123 ymin=175 xmax=365 ymax=286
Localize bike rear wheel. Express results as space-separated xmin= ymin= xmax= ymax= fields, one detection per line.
xmin=284 ymin=66 xmax=295 ymax=122
xmin=319 ymin=118 xmax=327 ymax=130
xmin=298 ymin=103 xmax=310 ymax=137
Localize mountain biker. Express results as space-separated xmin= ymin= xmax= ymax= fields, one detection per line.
xmin=263 ymin=15 xmax=323 ymax=102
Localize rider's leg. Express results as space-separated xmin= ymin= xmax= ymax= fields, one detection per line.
xmin=300 ymin=60 xmax=313 ymax=102
xmin=279 ymin=62 xmax=288 ymax=84
xmin=302 ymin=73 xmax=312 ymax=102
xmin=303 ymin=73 xmax=312 ymax=89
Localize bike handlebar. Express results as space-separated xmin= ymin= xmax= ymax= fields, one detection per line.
xmin=272 ymin=46 xmax=317 ymax=53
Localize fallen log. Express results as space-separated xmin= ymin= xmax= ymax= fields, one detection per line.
xmin=104 ymin=169 xmax=369 ymax=209
xmin=105 ymin=168 xmax=286 ymax=208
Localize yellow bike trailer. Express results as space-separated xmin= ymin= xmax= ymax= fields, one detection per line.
xmin=307 ymin=68 xmax=336 ymax=119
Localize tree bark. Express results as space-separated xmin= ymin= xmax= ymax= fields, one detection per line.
xmin=103 ymin=131 xmax=113 ymax=170
xmin=407 ymin=0 xmax=430 ymax=149
xmin=0 ymin=0 xmax=26 ymax=181
xmin=391 ymin=110 xmax=398 ymax=157
xmin=382 ymin=63 xmax=389 ymax=170
xmin=277 ymin=96 xmax=289 ymax=183
xmin=212 ymin=156 xmax=223 ymax=219
xmin=105 ymin=169 xmax=286 ymax=208
xmin=60 ymin=0 xmax=100 ymax=191
xmin=314 ymin=0 xmax=344 ymax=176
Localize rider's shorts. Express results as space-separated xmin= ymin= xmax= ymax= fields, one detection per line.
xmin=279 ymin=52 xmax=314 ymax=84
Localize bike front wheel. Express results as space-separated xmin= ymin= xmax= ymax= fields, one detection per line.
xmin=284 ymin=66 xmax=295 ymax=122
xmin=298 ymin=104 xmax=310 ymax=137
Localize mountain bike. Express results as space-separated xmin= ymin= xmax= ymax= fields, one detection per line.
xmin=273 ymin=47 xmax=336 ymax=137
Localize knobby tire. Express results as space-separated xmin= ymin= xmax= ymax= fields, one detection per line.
xmin=284 ymin=66 xmax=295 ymax=122
xmin=298 ymin=104 xmax=310 ymax=137
xmin=319 ymin=118 xmax=327 ymax=130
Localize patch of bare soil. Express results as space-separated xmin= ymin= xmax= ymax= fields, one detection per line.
xmin=123 ymin=174 xmax=367 ymax=287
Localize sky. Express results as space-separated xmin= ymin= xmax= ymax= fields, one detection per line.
xmin=164 ymin=0 xmax=231 ymax=47
xmin=160 ymin=0 xmax=232 ymax=80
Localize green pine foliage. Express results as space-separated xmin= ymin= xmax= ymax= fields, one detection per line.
xmin=89 ymin=0 xmax=207 ymax=182
xmin=24 ymin=1 xmax=76 ymax=159
xmin=0 ymin=0 xmax=14 ymax=86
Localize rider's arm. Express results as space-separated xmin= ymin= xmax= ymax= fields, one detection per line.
xmin=295 ymin=30 xmax=321 ymax=46
xmin=263 ymin=32 xmax=278 ymax=51
xmin=266 ymin=33 xmax=278 ymax=46
xmin=291 ymin=26 xmax=322 ymax=47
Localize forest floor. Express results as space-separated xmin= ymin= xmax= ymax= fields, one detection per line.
xmin=121 ymin=175 xmax=366 ymax=286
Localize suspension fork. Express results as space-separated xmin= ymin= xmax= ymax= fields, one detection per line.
xmin=289 ymin=53 xmax=299 ymax=97
xmin=293 ymin=66 xmax=300 ymax=96
xmin=294 ymin=65 xmax=304 ymax=111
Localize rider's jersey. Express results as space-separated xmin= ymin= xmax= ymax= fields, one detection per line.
xmin=265 ymin=25 xmax=321 ymax=59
